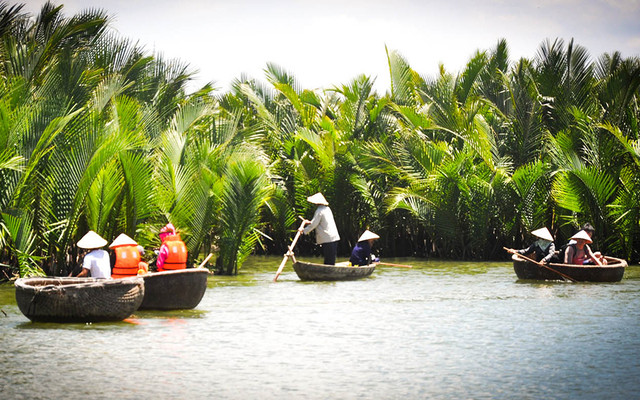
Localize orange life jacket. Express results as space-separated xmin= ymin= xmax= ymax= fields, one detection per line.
xmin=112 ymin=244 xmax=142 ymax=278
xmin=160 ymin=234 xmax=188 ymax=270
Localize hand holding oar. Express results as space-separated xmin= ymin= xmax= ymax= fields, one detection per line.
xmin=504 ymin=247 xmax=576 ymax=282
xmin=274 ymin=219 xmax=307 ymax=282
xmin=376 ymin=262 xmax=412 ymax=268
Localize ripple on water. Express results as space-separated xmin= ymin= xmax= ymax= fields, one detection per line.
xmin=1 ymin=259 xmax=639 ymax=399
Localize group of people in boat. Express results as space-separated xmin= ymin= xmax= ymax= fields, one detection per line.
xmin=507 ymin=223 xmax=607 ymax=266
xmin=299 ymin=192 xmax=380 ymax=267
xmin=75 ymin=223 xmax=187 ymax=278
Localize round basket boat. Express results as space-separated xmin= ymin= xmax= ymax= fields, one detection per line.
xmin=15 ymin=276 xmax=145 ymax=323
xmin=512 ymin=254 xmax=627 ymax=282
xmin=138 ymin=268 xmax=209 ymax=310
xmin=292 ymin=261 xmax=376 ymax=281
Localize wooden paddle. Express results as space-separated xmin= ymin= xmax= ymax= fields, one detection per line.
xmin=274 ymin=219 xmax=307 ymax=282
xmin=376 ymin=262 xmax=413 ymax=268
xmin=197 ymin=253 xmax=214 ymax=269
xmin=504 ymin=247 xmax=577 ymax=282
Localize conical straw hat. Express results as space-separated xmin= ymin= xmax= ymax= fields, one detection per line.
xmin=358 ymin=230 xmax=380 ymax=242
xmin=77 ymin=230 xmax=108 ymax=249
xmin=109 ymin=233 xmax=138 ymax=248
xmin=531 ymin=227 xmax=553 ymax=242
xmin=570 ymin=230 xmax=592 ymax=243
xmin=307 ymin=192 xmax=329 ymax=206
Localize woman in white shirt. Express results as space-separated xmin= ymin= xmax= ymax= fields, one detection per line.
xmin=300 ymin=193 xmax=340 ymax=265
xmin=76 ymin=230 xmax=111 ymax=279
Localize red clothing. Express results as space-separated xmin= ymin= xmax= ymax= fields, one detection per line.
xmin=112 ymin=244 xmax=144 ymax=278
xmin=157 ymin=234 xmax=187 ymax=270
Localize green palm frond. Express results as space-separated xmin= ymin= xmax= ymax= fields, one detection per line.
xmin=86 ymin=159 xmax=123 ymax=233
xmin=455 ymin=50 xmax=487 ymax=105
xmin=552 ymin=166 xmax=617 ymax=224
xmin=1 ymin=211 xmax=45 ymax=277
xmin=387 ymin=46 xmax=422 ymax=106
xmin=216 ymin=157 xmax=272 ymax=274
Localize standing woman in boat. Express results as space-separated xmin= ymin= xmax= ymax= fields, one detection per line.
xmin=157 ymin=223 xmax=188 ymax=271
xmin=350 ymin=230 xmax=380 ymax=266
xmin=506 ymin=227 xmax=556 ymax=264
xmin=76 ymin=231 xmax=111 ymax=278
xmin=564 ymin=230 xmax=603 ymax=266
xmin=300 ymin=193 xmax=340 ymax=265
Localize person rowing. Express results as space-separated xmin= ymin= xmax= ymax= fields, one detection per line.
xmin=505 ymin=227 xmax=555 ymax=264
xmin=299 ymin=193 xmax=340 ymax=265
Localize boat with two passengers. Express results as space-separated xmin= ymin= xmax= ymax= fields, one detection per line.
xmin=137 ymin=268 xmax=209 ymax=310
xmin=511 ymin=254 xmax=627 ymax=282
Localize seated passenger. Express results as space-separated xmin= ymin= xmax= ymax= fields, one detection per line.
xmin=564 ymin=230 xmax=603 ymax=266
xmin=509 ymin=227 xmax=556 ymax=264
xmin=76 ymin=230 xmax=111 ymax=278
xmin=349 ymin=230 xmax=380 ymax=266
xmin=110 ymin=233 xmax=148 ymax=278
xmin=157 ymin=223 xmax=188 ymax=271
xmin=568 ymin=223 xmax=607 ymax=265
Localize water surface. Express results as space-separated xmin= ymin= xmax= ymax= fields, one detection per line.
xmin=1 ymin=257 xmax=639 ymax=399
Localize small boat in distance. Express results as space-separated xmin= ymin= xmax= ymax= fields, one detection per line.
xmin=15 ymin=276 xmax=144 ymax=323
xmin=292 ymin=261 xmax=375 ymax=281
xmin=512 ymin=254 xmax=627 ymax=282
xmin=138 ymin=268 xmax=208 ymax=310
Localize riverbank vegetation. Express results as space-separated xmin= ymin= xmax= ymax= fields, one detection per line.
xmin=1 ymin=2 xmax=639 ymax=277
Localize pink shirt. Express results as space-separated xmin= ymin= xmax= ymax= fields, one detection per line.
xmin=156 ymin=244 xmax=169 ymax=270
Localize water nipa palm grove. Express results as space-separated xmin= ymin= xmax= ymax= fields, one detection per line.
xmin=1 ymin=2 xmax=639 ymax=280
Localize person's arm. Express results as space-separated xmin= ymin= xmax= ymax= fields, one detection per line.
xmin=564 ymin=246 xmax=574 ymax=264
xmin=157 ymin=244 xmax=169 ymax=269
xmin=516 ymin=244 xmax=535 ymax=255
xmin=585 ymin=245 xmax=603 ymax=266
xmin=541 ymin=243 xmax=556 ymax=263
xmin=303 ymin=208 xmax=322 ymax=234
xmin=77 ymin=253 xmax=91 ymax=277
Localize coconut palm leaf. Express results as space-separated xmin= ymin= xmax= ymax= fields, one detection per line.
xmin=552 ymin=166 xmax=617 ymax=225
xmin=387 ymin=46 xmax=424 ymax=106
xmin=216 ymin=157 xmax=272 ymax=274
xmin=1 ymin=211 xmax=45 ymax=277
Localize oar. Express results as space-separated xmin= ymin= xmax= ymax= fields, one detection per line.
xmin=376 ymin=262 xmax=413 ymax=268
xmin=274 ymin=220 xmax=307 ymax=282
xmin=197 ymin=253 xmax=214 ymax=269
xmin=504 ymin=247 xmax=576 ymax=282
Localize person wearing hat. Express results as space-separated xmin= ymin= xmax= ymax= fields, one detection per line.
xmin=157 ymin=223 xmax=188 ymax=271
xmin=110 ymin=233 xmax=149 ymax=278
xmin=566 ymin=223 xmax=607 ymax=265
xmin=507 ymin=227 xmax=556 ymax=264
xmin=350 ymin=230 xmax=380 ymax=266
xmin=76 ymin=230 xmax=111 ymax=278
xmin=564 ymin=230 xmax=603 ymax=266
xmin=300 ymin=192 xmax=340 ymax=265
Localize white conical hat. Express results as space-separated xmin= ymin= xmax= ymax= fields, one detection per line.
xmin=307 ymin=192 xmax=329 ymax=205
xmin=358 ymin=230 xmax=380 ymax=242
xmin=570 ymin=230 xmax=592 ymax=243
xmin=531 ymin=227 xmax=553 ymax=242
xmin=109 ymin=233 xmax=138 ymax=248
xmin=77 ymin=230 xmax=108 ymax=249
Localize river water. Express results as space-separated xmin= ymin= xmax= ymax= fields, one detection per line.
xmin=1 ymin=257 xmax=639 ymax=400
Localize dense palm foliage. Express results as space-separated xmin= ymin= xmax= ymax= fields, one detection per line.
xmin=1 ymin=3 xmax=639 ymax=279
